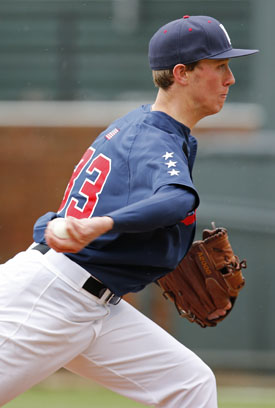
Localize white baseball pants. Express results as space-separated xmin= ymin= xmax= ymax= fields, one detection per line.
xmin=0 ymin=247 xmax=218 ymax=407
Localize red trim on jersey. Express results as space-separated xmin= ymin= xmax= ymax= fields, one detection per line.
xmin=180 ymin=210 xmax=196 ymax=225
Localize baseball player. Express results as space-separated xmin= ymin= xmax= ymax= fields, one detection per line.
xmin=0 ymin=15 xmax=258 ymax=407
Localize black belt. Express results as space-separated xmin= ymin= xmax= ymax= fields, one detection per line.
xmin=32 ymin=243 xmax=121 ymax=305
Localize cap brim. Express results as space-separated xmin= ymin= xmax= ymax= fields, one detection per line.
xmin=209 ymin=48 xmax=259 ymax=59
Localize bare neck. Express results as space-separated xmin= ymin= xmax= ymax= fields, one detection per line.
xmin=151 ymin=87 xmax=203 ymax=130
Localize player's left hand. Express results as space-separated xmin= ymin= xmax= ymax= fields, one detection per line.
xmin=157 ymin=225 xmax=246 ymax=327
xmin=45 ymin=216 xmax=114 ymax=253
xmin=207 ymin=301 xmax=232 ymax=320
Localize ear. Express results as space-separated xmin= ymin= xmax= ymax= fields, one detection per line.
xmin=173 ymin=64 xmax=189 ymax=85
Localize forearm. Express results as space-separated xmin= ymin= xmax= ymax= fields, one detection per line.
xmin=45 ymin=185 xmax=197 ymax=253
xmin=107 ymin=185 xmax=198 ymax=233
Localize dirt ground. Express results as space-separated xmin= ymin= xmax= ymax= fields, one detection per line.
xmin=216 ymin=369 xmax=275 ymax=388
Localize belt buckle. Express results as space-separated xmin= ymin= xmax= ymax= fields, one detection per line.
xmin=106 ymin=293 xmax=121 ymax=305
xmin=99 ymin=289 xmax=121 ymax=305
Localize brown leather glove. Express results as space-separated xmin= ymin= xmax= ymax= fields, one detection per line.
xmin=158 ymin=224 xmax=247 ymax=328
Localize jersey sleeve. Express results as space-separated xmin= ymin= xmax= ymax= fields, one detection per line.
xmin=107 ymin=184 xmax=198 ymax=233
xmin=128 ymin=123 xmax=197 ymax=196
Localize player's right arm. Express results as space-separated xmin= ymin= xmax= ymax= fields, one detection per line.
xmin=107 ymin=184 xmax=198 ymax=232
xmin=45 ymin=184 xmax=197 ymax=253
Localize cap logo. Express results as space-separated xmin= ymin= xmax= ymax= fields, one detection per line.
xmin=219 ymin=24 xmax=231 ymax=45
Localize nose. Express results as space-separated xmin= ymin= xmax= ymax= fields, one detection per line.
xmin=225 ymin=67 xmax=235 ymax=87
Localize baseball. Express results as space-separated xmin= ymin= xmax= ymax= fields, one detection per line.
xmin=51 ymin=218 xmax=70 ymax=239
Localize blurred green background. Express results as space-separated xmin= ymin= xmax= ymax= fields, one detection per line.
xmin=0 ymin=0 xmax=268 ymax=109
xmin=0 ymin=0 xmax=275 ymax=406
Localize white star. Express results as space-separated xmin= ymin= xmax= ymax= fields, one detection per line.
xmin=168 ymin=169 xmax=180 ymax=176
xmin=165 ymin=160 xmax=177 ymax=168
xmin=162 ymin=152 xmax=174 ymax=160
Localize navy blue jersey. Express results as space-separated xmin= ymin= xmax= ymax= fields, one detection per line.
xmin=33 ymin=104 xmax=199 ymax=296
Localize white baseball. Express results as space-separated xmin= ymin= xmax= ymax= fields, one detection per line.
xmin=51 ymin=218 xmax=70 ymax=239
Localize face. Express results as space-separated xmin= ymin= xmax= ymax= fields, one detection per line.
xmin=186 ymin=59 xmax=235 ymax=118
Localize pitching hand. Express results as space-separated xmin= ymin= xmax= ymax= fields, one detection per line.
xmin=45 ymin=216 xmax=114 ymax=253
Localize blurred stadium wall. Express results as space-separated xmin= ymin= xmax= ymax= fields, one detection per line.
xmin=0 ymin=0 xmax=274 ymax=372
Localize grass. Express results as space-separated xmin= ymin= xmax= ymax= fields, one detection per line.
xmin=4 ymin=372 xmax=275 ymax=408
xmin=4 ymin=388 xmax=145 ymax=408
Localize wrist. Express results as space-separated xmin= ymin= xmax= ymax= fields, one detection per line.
xmin=100 ymin=216 xmax=114 ymax=232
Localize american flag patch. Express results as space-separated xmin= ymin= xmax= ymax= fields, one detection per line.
xmin=105 ymin=127 xmax=120 ymax=140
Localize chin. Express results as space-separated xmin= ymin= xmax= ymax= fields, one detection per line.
xmin=205 ymin=107 xmax=223 ymax=117
xmin=211 ymin=103 xmax=225 ymax=115
xmin=200 ymin=102 xmax=225 ymax=119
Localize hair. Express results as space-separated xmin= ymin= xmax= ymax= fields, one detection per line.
xmin=152 ymin=61 xmax=199 ymax=89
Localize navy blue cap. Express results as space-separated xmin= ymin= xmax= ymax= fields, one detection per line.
xmin=149 ymin=15 xmax=259 ymax=70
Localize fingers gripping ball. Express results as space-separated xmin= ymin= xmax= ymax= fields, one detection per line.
xmin=51 ymin=218 xmax=70 ymax=239
xmin=157 ymin=223 xmax=247 ymax=328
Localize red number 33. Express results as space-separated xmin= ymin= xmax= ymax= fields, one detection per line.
xmin=58 ymin=147 xmax=111 ymax=218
